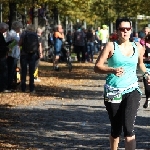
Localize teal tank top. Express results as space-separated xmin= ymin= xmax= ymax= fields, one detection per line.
xmin=106 ymin=42 xmax=140 ymax=94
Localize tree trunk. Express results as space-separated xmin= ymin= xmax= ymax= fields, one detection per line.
xmin=8 ymin=2 xmax=17 ymax=30
xmin=33 ymin=7 xmax=38 ymax=30
xmin=52 ymin=6 xmax=58 ymax=25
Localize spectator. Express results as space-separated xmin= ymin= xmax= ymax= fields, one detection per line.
xmin=132 ymin=32 xmax=140 ymax=42
xmin=5 ymin=21 xmax=23 ymax=91
xmin=95 ymin=27 xmax=101 ymax=53
xmin=86 ymin=28 xmax=95 ymax=62
xmin=100 ymin=25 xmax=109 ymax=50
xmin=66 ymin=30 xmax=72 ymax=44
xmin=92 ymin=29 xmax=98 ymax=54
xmin=48 ymin=29 xmax=54 ymax=47
xmin=66 ymin=30 xmax=73 ymax=51
xmin=73 ymin=26 xmax=86 ymax=62
xmin=139 ymin=27 xmax=150 ymax=46
xmin=53 ymin=24 xmax=64 ymax=71
xmin=0 ymin=22 xmax=10 ymax=92
xmin=109 ymin=30 xmax=118 ymax=42
xmin=140 ymin=27 xmax=150 ymax=46
xmin=34 ymin=27 xmax=43 ymax=82
xmin=144 ymin=27 xmax=150 ymax=35
xmin=19 ymin=24 xmax=39 ymax=93
xmin=142 ymin=32 xmax=150 ymax=108
xmin=140 ymin=35 xmax=145 ymax=46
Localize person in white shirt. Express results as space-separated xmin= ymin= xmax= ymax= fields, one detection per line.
xmin=100 ymin=25 xmax=109 ymax=50
xmin=5 ymin=21 xmax=23 ymax=91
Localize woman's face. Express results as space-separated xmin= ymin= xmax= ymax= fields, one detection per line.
xmin=58 ymin=25 xmax=63 ymax=33
xmin=117 ymin=21 xmax=132 ymax=41
xmin=144 ymin=28 xmax=149 ymax=35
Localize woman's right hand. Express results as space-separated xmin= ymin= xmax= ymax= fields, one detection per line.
xmin=114 ymin=67 xmax=124 ymax=77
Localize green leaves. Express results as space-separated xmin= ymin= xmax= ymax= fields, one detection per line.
xmin=1 ymin=0 xmax=150 ymax=26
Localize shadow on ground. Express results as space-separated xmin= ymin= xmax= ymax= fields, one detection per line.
xmin=0 ymin=61 xmax=149 ymax=149
xmin=35 ymin=85 xmax=103 ymax=100
xmin=0 ymin=104 xmax=150 ymax=149
xmin=0 ymin=104 xmax=110 ymax=149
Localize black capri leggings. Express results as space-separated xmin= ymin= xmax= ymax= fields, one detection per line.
xmin=104 ymin=90 xmax=141 ymax=138
xmin=143 ymin=77 xmax=150 ymax=99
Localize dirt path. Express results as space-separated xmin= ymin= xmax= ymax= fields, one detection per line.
xmin=0 ymin=61 xmax=150 ymax=150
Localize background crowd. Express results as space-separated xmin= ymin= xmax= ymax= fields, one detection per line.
xmin=0 ymin=20 xmax=150 ymax=96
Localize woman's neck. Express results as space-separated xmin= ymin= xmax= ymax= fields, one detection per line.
xmin=118 ymin=39 xmax=130 ymax=46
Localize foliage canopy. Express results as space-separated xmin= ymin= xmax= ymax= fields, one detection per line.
xmin=1 ymin=0 xmax=150 ymax=27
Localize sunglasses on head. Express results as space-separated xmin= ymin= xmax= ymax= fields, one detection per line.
xmin=118 ymin=27 xmax=131 ymax=32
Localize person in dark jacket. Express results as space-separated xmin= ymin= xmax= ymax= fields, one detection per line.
xmin=86 ymin=28 xmax=95 ymax=62
xmin=73 ymin=27 xmax=86 ymax=62
xmin=0 ymin=22 xmax=10 ymax=92
xmin=66 ymin=30 xmax=72 ymax=51
xmin=19 ymin=25 xmax=39 ymax=93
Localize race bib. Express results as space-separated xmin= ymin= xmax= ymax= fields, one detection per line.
xmin=104 ymin=87 xmax=122 ymax=103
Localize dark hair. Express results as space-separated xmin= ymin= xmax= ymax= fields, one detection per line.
xmin=88 ymin=27 xmax=93 ymax=33
xmin=145 ymin=33 xmax=150 ymax=42
xmin=116 ymin=18 xmax=132 ymax=30
xmin=76 ymin=24 xmax=82 ymax=30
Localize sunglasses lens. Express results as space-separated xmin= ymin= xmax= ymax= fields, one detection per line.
xmin=120 ymin=28 xmax=125 ymax=32
xmin=126 ymin=28 xmax=131 ymax=31
xmin=119 ymin=28 xmax=131 ymax=32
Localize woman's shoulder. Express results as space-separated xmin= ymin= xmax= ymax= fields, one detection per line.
xmin=133 ymin=41 xmax=145 ymax=55
xmin=103 ymin=42 xmax=114 ymax=53
xmin=132 ymin=42 xmax=143 ymax=52
xmin=106 ymin=42 xmax=115 ymax=48
xmin=134 ymin=41 xmax=143 ymax=48
xmin=54 ymin=31 xmax=61 ymax=37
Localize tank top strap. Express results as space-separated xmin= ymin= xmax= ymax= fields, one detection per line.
xmin=131 ymin=42 xmax=138 ymax=55
xmin=132 ymin=42 xmax=137 ymax=48
xmin=114 ymin=41 xmax=138 ymax=55
xmin=113 ymin=41 xmax=118 ymax=51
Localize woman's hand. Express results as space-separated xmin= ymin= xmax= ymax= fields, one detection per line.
xmin=145 ymin=74 xmax=150 ymax=85
xmin=114 ymin=67 xmax=124 ymax=77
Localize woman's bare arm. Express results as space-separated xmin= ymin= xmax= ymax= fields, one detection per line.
xmin=94 ymin=42 xmax=115 ymax=74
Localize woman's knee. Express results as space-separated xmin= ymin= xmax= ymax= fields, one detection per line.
xmin=125 ymin=135 xmax=135 ymax=142
xmin=111 ymin=125 xmax=122 ymax=138
xmin=124 ymin=127 xmax=135 ymax=137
